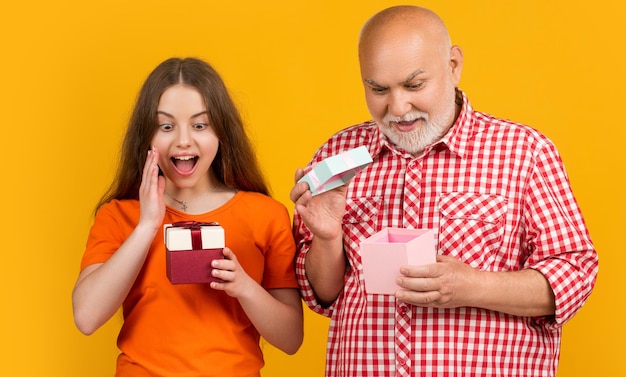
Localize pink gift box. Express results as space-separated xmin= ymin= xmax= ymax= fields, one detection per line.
xmin=164 ymin=221 xmax=225 ymax=285
xmin=360 ymin=228 xmax=436 ymax=294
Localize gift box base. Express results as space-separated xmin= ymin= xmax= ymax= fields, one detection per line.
xmin=166 ymin=248 xmax=223 ymax=285
xmin=361 ymin=228 xmax=436 ymax=294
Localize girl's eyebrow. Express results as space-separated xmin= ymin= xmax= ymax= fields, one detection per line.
xmin=157 ymin=110 xmax=175 ymax=119
xmin=156 ymin=110 xmax=209 ymax=119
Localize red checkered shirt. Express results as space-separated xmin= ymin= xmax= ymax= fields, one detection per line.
xmin=293 ymin=90 xmax=598 ymax=377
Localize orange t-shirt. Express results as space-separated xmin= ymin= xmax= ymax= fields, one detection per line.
xmin=81 ymin=191 xmax=298 ymax=377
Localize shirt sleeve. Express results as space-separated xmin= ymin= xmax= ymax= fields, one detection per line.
xmin=523 ymin=139 xmax=598 ymax=327
xmin=80 ymin=201 xmax=132 ymax=270
xmin=293 ymin=214 xmax=336 ymax=318
xmin=260 ymin=200 xmax=299 ymax=290
xmin=293 ymin=145 xmax=338 ymax=318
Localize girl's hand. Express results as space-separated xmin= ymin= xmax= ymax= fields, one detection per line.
xmin=210 ymin=247 xmax=304 ymax=355
xmin=210 ymin=248 xmax=255 ymax=298
xmin=138 ymin=147 xmax=166 ymax=231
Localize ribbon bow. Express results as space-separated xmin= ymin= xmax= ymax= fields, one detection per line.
xmin=171 ymin=221 xmax=219 ymax=229
xmin=169 ymin=221 xmax=220 ymax=250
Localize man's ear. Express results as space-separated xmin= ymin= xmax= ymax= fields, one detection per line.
xmin=449 ymin=45 xmax=464 ymax=85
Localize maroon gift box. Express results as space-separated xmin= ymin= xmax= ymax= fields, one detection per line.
xmin=164 ymin=221 xmax=225 ymax=285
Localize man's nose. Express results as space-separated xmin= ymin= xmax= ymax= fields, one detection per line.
xmin=387 ymin=90 xmax=412 ymax=117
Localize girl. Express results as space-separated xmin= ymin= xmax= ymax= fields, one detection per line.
xmin=72 ymin=57 xmax=303 ymax=377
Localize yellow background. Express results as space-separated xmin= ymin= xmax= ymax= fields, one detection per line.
xmin=0 ymin=0 xmax=622 ymax=376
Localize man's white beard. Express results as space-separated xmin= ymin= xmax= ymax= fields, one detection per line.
xmin=379 ymin=110 xmax=450 ymax=155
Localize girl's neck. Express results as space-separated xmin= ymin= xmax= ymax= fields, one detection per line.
xmin=165 ymin=181 xmax=221 ymax=200
xmin=163 ymin=180 xmax=237 ymax=214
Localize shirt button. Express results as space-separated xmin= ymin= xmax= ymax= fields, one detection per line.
xmin=398 ymin=359 xmax=406 ymax=366
xmin=399 ymin=305 xmax=408 ymax=314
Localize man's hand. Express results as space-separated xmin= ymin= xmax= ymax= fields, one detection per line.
xmin=395 ymin=254 xmax=479 ymax=308
xmin=395 ymin=254 xmax=556 ymax=317
xmin=290 ymin=168 xmax=347 ymax=241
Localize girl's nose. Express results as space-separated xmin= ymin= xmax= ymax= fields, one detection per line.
xmin=176 ymin=126 xmax=192 ymax=147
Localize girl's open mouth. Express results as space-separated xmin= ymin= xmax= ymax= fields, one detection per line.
xmin=171 ymin=155 xmax=198 ymax=174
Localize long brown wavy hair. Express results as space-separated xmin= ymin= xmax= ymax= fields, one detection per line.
xmin=96 ymin=57 xmax=269 ymax=211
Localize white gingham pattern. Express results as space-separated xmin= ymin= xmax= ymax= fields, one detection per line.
xmin=293 ymin=90 xmax=598 ymax=377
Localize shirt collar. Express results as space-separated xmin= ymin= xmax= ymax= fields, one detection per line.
xmin=437 ymin=88 xmax=474 ymax=159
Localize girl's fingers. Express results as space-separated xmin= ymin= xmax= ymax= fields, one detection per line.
xmin=140 ymin=150 xmax=152 ymax=190
xmin=222 ymin=247 xmax=234 ymax=260
xmin=211 ymin=268 xmax=231 ymax=281
xmin=138 ymin=148 xmax=166 ymax=227
xmin=141 ymin=148 xmax=160 ymax=193
xmin=143 ymin=149 xmax=154 ymax=177
xmin=212 ymin=248 xmax=234 ymax=270
xmin=149 ymin=148 xmax=159 ymax=180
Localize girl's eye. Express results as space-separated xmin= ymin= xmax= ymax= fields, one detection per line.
xmin=159 ymin=123 xmax=173 ymax=131
xmin=193 ymin=123 xmax=208 ymax=130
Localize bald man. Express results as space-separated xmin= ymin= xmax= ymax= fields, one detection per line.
xmin=291 ymin=5 xmax=597 ymax=377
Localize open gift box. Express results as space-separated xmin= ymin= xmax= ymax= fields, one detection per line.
xmin=298 ymin=146 xmax=373 ymax=196
xmin=360 ymin=228 xmax=436 ymax=294
xmin=164 ymin=221 xmax=225 ymax=285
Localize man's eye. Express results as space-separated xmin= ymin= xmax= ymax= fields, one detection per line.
xmin=159 ymin=123 xmax=173 ymax=131
xmin=193 ymin=123 xmax=208 ymax=130
xmin=371 ymin=87 xmax=388 ymax=94
xmin=407 ymin=83 xmax=424 ymax=90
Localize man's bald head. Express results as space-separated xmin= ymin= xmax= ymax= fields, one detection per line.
xmin=359 ymin=6 xmax=452 ymax=60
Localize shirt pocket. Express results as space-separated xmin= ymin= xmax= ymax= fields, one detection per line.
xmin=342 ymin=197 xmax=381 ymax=268
xmin=438 ymin=192 xmax=507 ymax=270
